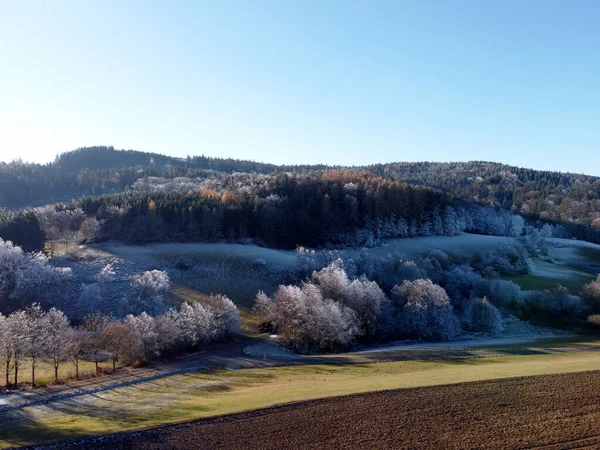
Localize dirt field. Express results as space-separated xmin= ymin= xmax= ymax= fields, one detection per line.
xmin=49 ymin=370 xmax=600 ymax=450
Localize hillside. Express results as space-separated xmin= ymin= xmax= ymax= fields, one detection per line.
xmin=1 ymin=148 xmax=599 ymax=241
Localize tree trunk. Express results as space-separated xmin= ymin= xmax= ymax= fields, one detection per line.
xmin=74 ymin=359 xmax=79 ymax=380
xmin=5 ymin=359 xmax=9 ymax=387
xmin=112 ymin=358 xmax=116 ymax=371
xmin=95 ymin=360 xmax=99 ymax=375
xmin=54 ymin=365 xmax=59 ymax=382
xmin=14 ymin=360 xmax=18 ymax=386
xmin=32 ymin=358 xmax=35 ymax=386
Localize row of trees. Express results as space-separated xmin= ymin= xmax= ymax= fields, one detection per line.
xmin=276 ymin=235 xmax=600 ymax=353
xmin=0 ymin=297 xmax=240 ymax=387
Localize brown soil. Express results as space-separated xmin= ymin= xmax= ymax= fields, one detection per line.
xmin=47 ymin=370 xmax=600 ymax=449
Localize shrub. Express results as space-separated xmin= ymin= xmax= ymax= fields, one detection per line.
xmin=583 ymin=275 xmax=600 ymax=312
xmin=393 ymin=279 xmax=460 ymax=341
xmin=34 ymin=378 xmax=48 ymax=388
xmin=587 ymin=314 xmax=600 ymax=328
xmin=463 ymin=297 xmax=503 ymax=333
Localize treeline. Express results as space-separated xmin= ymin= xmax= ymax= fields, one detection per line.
xmin=0 ymin=146 xmax=323 ymax=208
xmin=0 ymin=210 xmax=45 ymax=252
xmin=79 ymin=170 xmax=452 ymax=248
xmin=368 ymin=161 xmax=600 ymax=230
xmin=3 ymin=148 xmax=600 ymax=239
xmin=0 ymin=298 xmax=240 ymax=387
xmin=260 ymin=239 xmax=598 ymax=353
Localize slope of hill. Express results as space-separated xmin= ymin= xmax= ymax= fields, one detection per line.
xmin=1 ymin=147 xmax=599 ymax=243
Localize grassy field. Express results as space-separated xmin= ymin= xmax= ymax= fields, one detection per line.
xmin=0 ymin=359 xmax=122 ymax=389
xmin=68 ymin=370 xmax=600 ymax=449
xmin=504 ymin=272 xmax=594 ymax=293
xmin=4 ymin=344 xmax=600 ymax=448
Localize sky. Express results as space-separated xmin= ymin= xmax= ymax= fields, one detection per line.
xmin=1 ymin=1 xmax=599 ymax=174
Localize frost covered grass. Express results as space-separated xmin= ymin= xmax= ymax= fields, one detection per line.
xmin=97 ymin=242 xmax=297 ymax=307
xmin=354 ymin=233 xmax=520 ymax=259
xmin=5 ymin=342 xmax=600 ymax=448
xmin=95 ymin=235 xmax=521 ymax=308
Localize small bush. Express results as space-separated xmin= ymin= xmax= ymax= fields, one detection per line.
xmin=587 ymin=314 xmax=600 ymax=328
xmin=34 ymin=378 xmax=48 ymax=388
xmin=463 ymin=297 xmax=503 ymax=333
xmin=133 ymin=357 xmax=148 ymax=369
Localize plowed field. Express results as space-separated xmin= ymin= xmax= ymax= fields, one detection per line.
xmin=49 ymin=370 xmax=600 ymax=449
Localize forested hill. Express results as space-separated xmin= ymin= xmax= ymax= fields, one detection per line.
xmin=1 ymin=147 xmax=599 ymax=233
xmin=368 ymin=162 xmax=600 ymax=228
xmin=0 ymin=146 xmax=328 ymax=208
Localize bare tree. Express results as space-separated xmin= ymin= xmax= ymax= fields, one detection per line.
xmin=46 ymin=308 xmax=71 ymax=382
xmin=0 ymin=314 xmax=13 ymax=386
xmin=7 ymin=310 xmax=27 ymax=386
xmin=81 ymin=313 xmax=110 ymax=375
xmin=67 ymin=327 xmax=85 ymax=380
xmin=101 ymin=321 xmax=141 ymax=371
xmin=24 ymin=303 xmax=49 ymax=385
xmin=77 ymin=217 xmax=100 ymax=243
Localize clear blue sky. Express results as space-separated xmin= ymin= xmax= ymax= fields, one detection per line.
xmin=1 ymin=1 xmax=599 ymax=174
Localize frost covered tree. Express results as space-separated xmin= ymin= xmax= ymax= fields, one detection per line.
xmin=77 ymin=283 xmax=104 ymax=317
xmin=0 ymin=314 xmax=12 ymax=386
xmin=256 ymin=261 xmax=388 ymax=351
xmin=77 ymin=217 xmax=100 ymax=243
xmin=23 ymin=303 xmax=49 ymax=385
xmin=125 ymin=312 xmax=159 ymax=358
xmin=130 ymin=270 xmax=170 ymax=315
xmin=310 ymin=260 xmax=387 ymax=338
xmin=462 ymin=297 xmax=503 ymax=333
xmin=6 ymin=309 xmax=27 ymax=385
xmin=392 ymin=279 xmax=460 ymax=341
xmin=167 ymin=297 xmax=240 ymax=347
xmin=255 ymin=283 xmax=358 ymax=352
xmin=68 ymin=328 xmax=85 ymax=380
xmin=583 ymin=275 xmax=600 ymax=312
xmin=0 ymin=238 xmax=70 ymax=313
xmin=97 ymin=264 xmax=116 ymax=282
xmin=205 ymin=295 xmax=241 ymax=340
xmin=508 ymin=215 xmax=525 ymax=237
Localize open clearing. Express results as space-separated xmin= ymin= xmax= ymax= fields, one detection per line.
xmin=354 ymin=233 xmax=519 ymax=259
xmin=56 ymin=370 xmax=600 ymax=450
xmin=95 ymin=234 xmax=600 ymax=306
xmin=506 ymin=238 xmax=600 ymax=293
xmin=4 ymin=339 xmax=600 ymax=448
xmin=96 ymin=234 xmax=522 ymax=306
